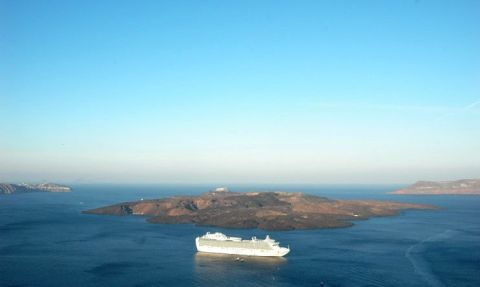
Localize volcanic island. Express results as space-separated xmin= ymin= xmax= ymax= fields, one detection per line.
xmin=390 ymin=179 xmax=480 ymax=195
xmin=83 ymin=188 xmax=436 ymax=231
xmin=0 ymin=183 xmax=71 ymax=194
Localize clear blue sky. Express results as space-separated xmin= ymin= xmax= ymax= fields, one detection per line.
xmin=1 ymin=0 xmax=479 ymax=184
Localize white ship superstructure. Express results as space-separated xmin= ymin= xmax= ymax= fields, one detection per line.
xmin=195 ymin=232 xmax=290 ymax=257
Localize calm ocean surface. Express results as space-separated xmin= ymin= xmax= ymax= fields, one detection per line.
xmin=1 ymin=184 xmax=479 ymax=287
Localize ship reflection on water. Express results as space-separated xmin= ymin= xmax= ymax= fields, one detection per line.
xmin=194 ymin=252 xmax=287 ymax=286
xmin=195 ymin=252 xmax=287 ymax=265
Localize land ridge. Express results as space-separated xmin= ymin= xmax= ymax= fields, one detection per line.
xmin=83 ymin=189 xmax=436 ymax=231
xmin=0 ymin=183 xmax=71 ymax=194
xmin=391 ymin=179 xmax=480 ymax=195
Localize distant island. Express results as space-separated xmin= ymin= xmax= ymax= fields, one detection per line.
xmin=83 ymin=189 xmax=436 ymax=231
xmin=391 ymin=179 xmax=480 ymax=195
xmin=0 ymin=183 xmax=71 ymax=194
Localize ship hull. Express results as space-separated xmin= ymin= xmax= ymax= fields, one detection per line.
xmin=195 ymin=238 xmax=289 ymax=257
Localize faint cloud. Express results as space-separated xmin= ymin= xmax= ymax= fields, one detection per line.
xmin=310 ymin=100 xmax=479 ymax=121
xmin=435 ymin=99 xmax=480 ymax=120
xmin=313 ymin=102 xmax=456 ymax=113
xmin=463 ymin=100 xmax=480 ymax=111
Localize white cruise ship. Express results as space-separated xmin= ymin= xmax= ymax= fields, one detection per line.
xmin=195 ymin=232 xmax=290 ymax=257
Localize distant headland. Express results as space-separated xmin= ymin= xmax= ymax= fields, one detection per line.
xmin=391 ymin=179 xmax=480 ymax=195
xmin=0 ymin=183 xmax=71 ymax=194
xmin=83 ymin=188 xmax=436 ymax=231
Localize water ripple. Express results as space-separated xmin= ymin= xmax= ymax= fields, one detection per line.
xmin=405 ymin=229 xmax=458 ymax=287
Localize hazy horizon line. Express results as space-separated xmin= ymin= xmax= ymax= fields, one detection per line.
xmin=2 ymin=180 xmax=473 ymax=186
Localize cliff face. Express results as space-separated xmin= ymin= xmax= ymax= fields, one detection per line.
xmin=391 ymin=179 xmax=480 ymax=195
xmin=0 ymin=183 xmax=71 ymax=194
xmin=83 ymin=190 xmax=436 ymax=231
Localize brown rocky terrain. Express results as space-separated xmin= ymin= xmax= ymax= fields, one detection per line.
xmin=391 ymin=179 xmax=480 ymax=195
xmin=83 ymin=189 xmax=436 ymax=230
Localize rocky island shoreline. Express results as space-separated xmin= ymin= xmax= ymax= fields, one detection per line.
xmin=0 ymin=183 xmax=71 ymax=194
xmin=391 ymin=179 xmax=480 ymax=195
xmin=83 ymin=188 xmax=436 ymax=231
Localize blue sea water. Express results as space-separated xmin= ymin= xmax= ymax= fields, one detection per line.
xmin=1 ymin=184 xmax=479 ymax=287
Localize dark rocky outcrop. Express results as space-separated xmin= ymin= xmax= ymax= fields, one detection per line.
xmin=83 ymin=190 xmax=436 ymax=231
